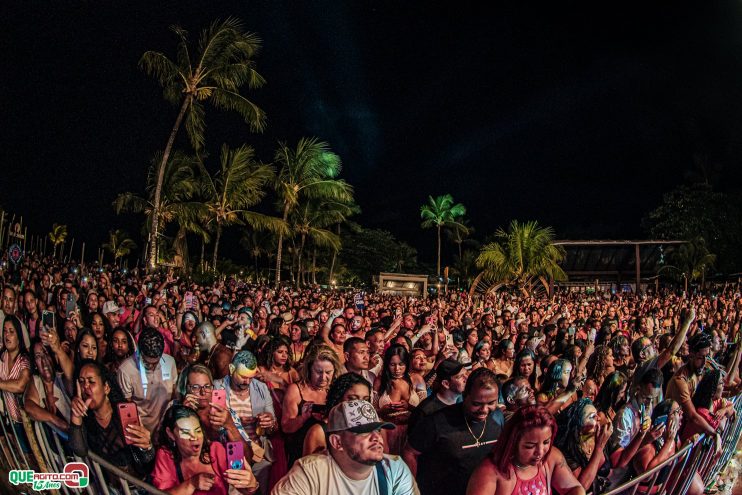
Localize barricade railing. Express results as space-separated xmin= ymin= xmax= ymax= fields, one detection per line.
xmin=601 ymin=437 xmax=697 ymax=495
xmin=603 ymin=394 xmax=742 ymax=495
xmin=0 ymin=390 xmax=167 ymax=495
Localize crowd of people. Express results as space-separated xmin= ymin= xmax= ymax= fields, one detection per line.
xmin=0 ymin=254 xmax=741 ymax=495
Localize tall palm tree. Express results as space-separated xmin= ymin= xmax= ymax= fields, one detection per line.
xmin=476 ymin=220 xmax=566 ymax=296
xmin=291 ymin=199 xmax=356 ymax=286
xmin=140 ymin=17 xmax=267 ymax=270
xmin=273 ymin=138 xmax=353 ymax=287
xmin=103 ymin=230 xmax=137 ymax=266
xmin=659 ymin=237 xmax=716 ymax=292
xmin=200 ymin=144 xmax=283 ymax=270
xmin=420 ymin=194 xmax=466 ymax=278
xmin=445 ymin=217 xmax=474 ymax=261
xmin=48 ymin=224 xmax=67 ymax=259
xmin=327 ymin=202 xmax=361 ymax=285
xmin=114 ymin=151 xmax=206 ymax=268
xmin=240 ymin=230 xmax=275 ymax=282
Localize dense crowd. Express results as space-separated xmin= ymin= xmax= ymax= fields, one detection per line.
xmin=0 ymin=255 xmax=740 ymax=495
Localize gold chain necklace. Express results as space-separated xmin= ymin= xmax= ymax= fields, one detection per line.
xmin=464 ymin=415 xmax=488 ymax=447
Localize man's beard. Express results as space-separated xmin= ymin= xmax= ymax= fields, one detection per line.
xmin=346 ymin=445 xmax=382 ymax=466
xmin=232 ymin=381 xmax=250 ymax=391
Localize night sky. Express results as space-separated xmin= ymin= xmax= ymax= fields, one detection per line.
xmin=3 ymin=1 xmax=742 ymax=265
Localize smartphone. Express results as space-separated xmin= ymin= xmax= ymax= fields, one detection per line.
xmin=144 ymin=297 xmax=152 ymax=305
xmin=211 ymin=389 xmax=227 ymax=409
xmin=653 ymin=415 xmax=668 ymax=427
xmin=226 ymin=441 xmax=244 ymax=470
xmin=66 ymin=294 xmax=77 ymax=316
xmin=445 ymin=333 xmax=454 ymax=348
xmin=118 ymin=403 xmax=140 ymax=445
xmin=185 ymin=291 xmax=194 ymax=310
xmin=311 ymin=403 xmax=327 ymax=414
xmin=42 ymin=310 xmax=55 ymax=330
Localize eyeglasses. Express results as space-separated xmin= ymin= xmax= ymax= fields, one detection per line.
xmin=188 ymin=384 xmax=214 ymax=394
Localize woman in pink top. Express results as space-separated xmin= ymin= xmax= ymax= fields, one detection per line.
xmin=681 ymin=369 xmax=735 ymax=442
xmin=467 ymin=406 xmax=585 ymax=495
xmin=152 ymin=405 xmax=258 ymax=495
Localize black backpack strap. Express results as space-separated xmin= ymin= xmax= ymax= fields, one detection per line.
xmin=376 ymin=461 xmax=389 ymax=495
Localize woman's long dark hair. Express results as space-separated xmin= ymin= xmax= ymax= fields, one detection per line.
xmin=540 ymin=359 xmax=570 ymax=396
xmin=556 ymin=398 xmax=594 ymax=469
xmin=159 ymin=405 xmax=211 ymax=465
xmin=73 ymin=359 xmax=125 ymax=405
xmin=2 ymin=315 xmax=28 ymax=358
xmin=103 ymin=326 xmax=135 ymax=366
xmin=73 ymin=327 xmax=98 ymax=369
xmin=692 ymin=370 xmax=722 ymax=410
xmin=86 ymin=312 xmax=112 ymax=341
xmin=259 ymin=335 xmax=294 ymax=372
xmin=380 ymin=344 xmax=411 ymax=394
xmin=594 ymin=371 xmax=628 ymax=414
xmin=326 ymin=372 xmax=371 ymax=411
xmin=513 ymin=348 xmax=536 ymax=387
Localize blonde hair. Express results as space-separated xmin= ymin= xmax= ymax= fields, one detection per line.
xmin=300 ymin=343 xmax=341 ymax=384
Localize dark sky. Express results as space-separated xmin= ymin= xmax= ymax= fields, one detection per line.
xmin=3 ymin=0 xmax=742 ymax=265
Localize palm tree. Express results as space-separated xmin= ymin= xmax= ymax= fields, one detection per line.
xmin=420 ymin=194 xmax=467 ymax=278
xmin=114 ymin=151 xmax=206 ymax=268
xmin=273 ymin=138 xmax=353 ymax=287
xmin=200 ymin=144 xmax=283 ymax=270
xmin=476 ymin=220 xmax=567 ymax=296
xmin=140 ymin=17 xmax=267 ymax=270
xmin=445 ymin=217 xmax=474 ymax=261
xmin=240 ymin=230 xmax=275 ymax=282
xmin=659 ymin=237 xmax=716 ymax=292
xmin=103 ymin=230 xmax=137 ymax=266
xmin=291 ymin=199 xmax=357 ymax=286
xmin=48 ymin=224 xmax=67 ymax=259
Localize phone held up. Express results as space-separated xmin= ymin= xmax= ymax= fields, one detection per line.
xmin=118 ymin=403 xmax=140 ymax=445
xmin=227 ymin=441 xmax=244 ymax=470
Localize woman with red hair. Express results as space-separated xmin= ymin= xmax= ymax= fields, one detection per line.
xmin=467 ymin=406 xmax=585 ymax=495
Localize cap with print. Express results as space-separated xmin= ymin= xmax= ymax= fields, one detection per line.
xmin=326 ymin=400 xmax=395 ymax=434
xmin=102 ymin=301 xmax=122 ymax=315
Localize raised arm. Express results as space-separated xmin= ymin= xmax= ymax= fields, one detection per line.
xmin=657 ymin=307 xmax=695 ymax=369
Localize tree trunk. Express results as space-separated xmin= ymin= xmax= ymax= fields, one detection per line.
xmin=297 ymin=234 xmax=306 ymax=287
xmin=254 ymin=254 xmax=260 ymax=283
xmin=200 ymin=237 xmax=206 ymax=273
xmin=436 ymin=224 xmax=442 ymax=278
xmin=458 ymin=240 xmax=462 ymax=261
xmin=148 ymin=94 xmax=192 ymax=271
xmin=328 ymin=223 xmax=340 ymax=285
xmin=312 ymin=248 xmax=318 ymax=285
xmin=212 ymin=223 xmax=222 ymax=272
xmin=274 ymin=204 xmax=290 ymax=287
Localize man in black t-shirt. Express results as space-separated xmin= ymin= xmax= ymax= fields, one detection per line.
xmin=408 ymin=359 xmax=468 ymax=434
xmin=402 ymin=368 xmax=503 ymax=495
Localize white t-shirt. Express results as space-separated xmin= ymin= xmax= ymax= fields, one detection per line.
xmin=271 ymin=452 xmax=419 ymax=495
xmin=117 ymin=354 xmax=178 ymax=432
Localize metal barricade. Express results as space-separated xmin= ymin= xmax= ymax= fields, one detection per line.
xmin=605 ymin=394 xmax=742 ymax=495
xmin=602 ymin=437 xmax=697 ymax=495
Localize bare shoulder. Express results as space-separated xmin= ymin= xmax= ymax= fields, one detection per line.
xmin=284 ymin=381 xmax=300 ymax=400
xmin=546 ymin=445 xmax=568 ymax=470
xmin=467 ymin=458 xmax=500 ymax=495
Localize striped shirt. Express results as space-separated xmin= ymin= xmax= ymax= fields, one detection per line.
xmin=230 ymin=391 xmax=258 ymax=441
xmin=0 ymin=352 xmax=30 ymax=422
